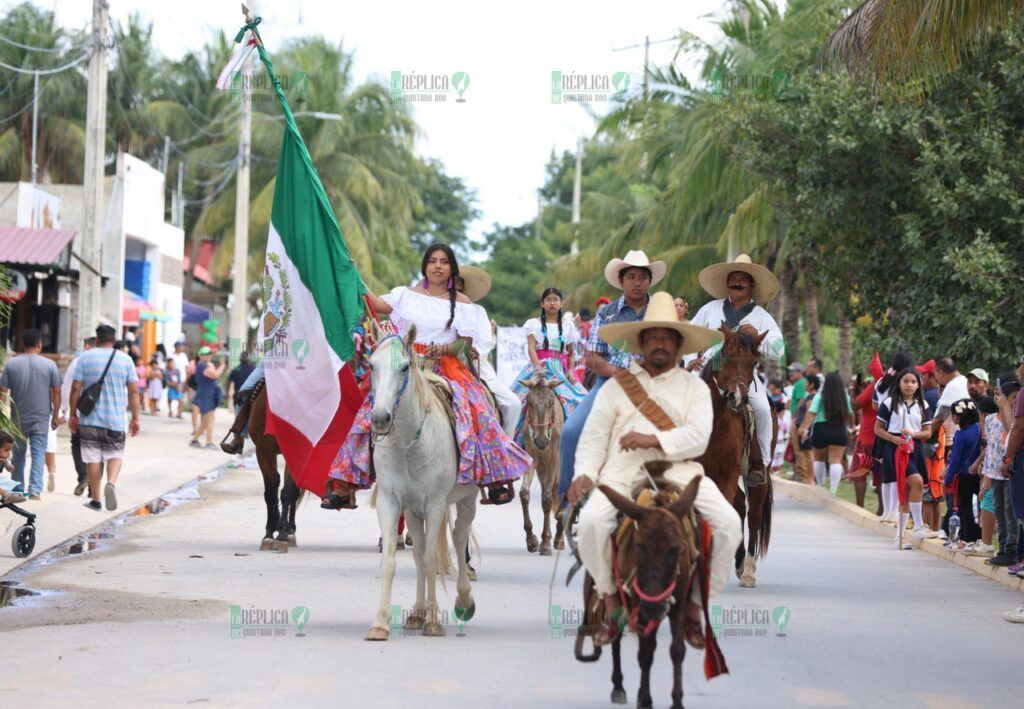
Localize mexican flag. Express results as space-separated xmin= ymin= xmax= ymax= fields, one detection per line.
xmin=219 ymin=26 xmax=366 ymax=495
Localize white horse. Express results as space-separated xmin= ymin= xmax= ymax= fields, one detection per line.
xmin=365 ymin=324 xmax=478 ymax=640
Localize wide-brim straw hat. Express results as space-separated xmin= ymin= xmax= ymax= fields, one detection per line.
xmin=599 ymin=292 xmax=721 ymax=356
xmin=698 ymin=253 xmax=780 ymax=305
xmin=458 ymin=266 xmax=492 ymax=302
xmin=604 ymin=250 xmax=667 ymax=290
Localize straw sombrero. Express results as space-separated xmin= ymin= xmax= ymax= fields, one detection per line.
xmin=458 ymin=266 xmax=492 ymax=302
xmin=599 ymin=292 xmax=721 ymax=356
xmin=603 ymin=250 xmax=667 ymax=290
xmin=698 ymin=253 xmax=780 ymax=305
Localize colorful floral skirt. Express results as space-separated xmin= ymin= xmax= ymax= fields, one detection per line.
xmin=510 ymin=351 xmax=588 ymax=446
xmin=327 ymin=349 xmax=531 ymax=489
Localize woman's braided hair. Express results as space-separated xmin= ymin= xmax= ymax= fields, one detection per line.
xmin=540 ymin=287 xmax=564 ymax=353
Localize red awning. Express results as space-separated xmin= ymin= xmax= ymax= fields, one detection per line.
xmin=0 ymin=226 xmax=76 ymax=266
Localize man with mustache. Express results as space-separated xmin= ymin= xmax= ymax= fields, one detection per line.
xmin=567 ymin=292 xmax=738 ymax=647
xmin=685 ymin=254 xmax=784 ymax=486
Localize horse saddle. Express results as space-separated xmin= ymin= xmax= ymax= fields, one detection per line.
xmin=423 ymin=370 xmax=457 ymax=436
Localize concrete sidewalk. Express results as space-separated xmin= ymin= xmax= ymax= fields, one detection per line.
xmin=774 ymin=475 xmax=1024 ymax=593
xmin=0 ymin=408 xmax=236 ymax=575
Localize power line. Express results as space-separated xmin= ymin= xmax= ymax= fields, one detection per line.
xmin=0 ymin=50 xmax=90 ymax=75
xmin=0 ymin=73 xmax=51 ymax=125
xmin=0 ymin=32 xmax=85 ymax=53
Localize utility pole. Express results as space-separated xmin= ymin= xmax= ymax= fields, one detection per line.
xmin=570 ymin=138 xmax=582 ymax=255
xmin=77 ymin=0 xmax=109 ymax=339
xmin=30 ymin=72 xmax=39 ymax=186
xmin=230 ymin=2 xmax=256 ymax=357
xmin=534 ymin=192 xmax=542 ymax=242
xmin=642 ymin=35 xmax=650 ymax=100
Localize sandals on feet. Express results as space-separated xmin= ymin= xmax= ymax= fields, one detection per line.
xmin=320 ymin=492 xmax=357 ymax=510
xmin=480 ymin=483 xmax=515 ymax=506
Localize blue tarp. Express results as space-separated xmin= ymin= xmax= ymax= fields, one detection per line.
xmin=182 ymin=299 xmax=210 ymax=324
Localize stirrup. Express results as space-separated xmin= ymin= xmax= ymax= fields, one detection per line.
xmin=744 ymin=465 xmax=767 ymax=487
xmin=219 ymin=432 xmax=244 ymax=455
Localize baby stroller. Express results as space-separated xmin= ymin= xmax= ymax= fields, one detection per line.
xmin=2 ymin=497 xmax=36 ymax=558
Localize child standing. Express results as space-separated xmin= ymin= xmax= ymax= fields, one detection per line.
xmin=164 ymin=358 xmax=182 ymax=418
xmin=944 ymin=399 xmax=982 ymax=547
xmin=874 ymin=367 xmax=935 ymax=546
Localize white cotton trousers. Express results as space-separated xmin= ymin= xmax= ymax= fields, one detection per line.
xmin=750 ymin=377 xmax=773 ymax=468
xmin=577 ymin=467 xmax=742 ymax=602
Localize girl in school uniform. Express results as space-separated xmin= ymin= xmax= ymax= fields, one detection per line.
xmin=874 ymin=367 xmax=935 ymax=546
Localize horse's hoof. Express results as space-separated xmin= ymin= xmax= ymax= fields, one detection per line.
xmin=396 ymin=538 xmax=406 ymax=551
xmin=454 ymin=602 xmax=476 ymax=622
xmin=526 ymin=535 xmax=539 ymax=553
xmin=611 ymin=687 xmax=627 ymax=704
xmin=404 ymin=614 xmax=425 ymax=630
xmin=405 ymin=533 xmax=413 ymax=547
xmin=539 ymin=544 xmax=552 ymax=556
xmin=287 ymin=534 xmax=297 ymax=548
xmin=365 ymin=626 xmax=390 ymax=641
xmin=467 ymin=567 xmax=478 ymax=582
xmin=553 ymin=539 xmax=565 ymax=551
xmin=259 ymin=537 xmax=274 ymax=551
xmin=272 ymin=539 xmax=289 ymax=553
xmin=740 ymin=575 xmax=756 ymax=588
xmin=423 ymin=622 xmax=445 ymax=637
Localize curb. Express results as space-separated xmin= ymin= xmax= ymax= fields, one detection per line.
xmin=774 ymin=477 xmax=1024 ymax=594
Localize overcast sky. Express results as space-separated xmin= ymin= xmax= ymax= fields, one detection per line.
xmin=39 ymin=0 xmax=734 ymax=243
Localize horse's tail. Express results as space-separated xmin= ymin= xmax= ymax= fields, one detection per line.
xmin=752 ymin=476 xmax=773 ymax=559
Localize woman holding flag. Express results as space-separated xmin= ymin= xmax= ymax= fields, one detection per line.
xmin=323 ymin=243 xmax=530 ymax=509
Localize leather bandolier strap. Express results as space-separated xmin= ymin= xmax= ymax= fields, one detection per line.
xmin=613 ymin=369 xmax=676 ymax=432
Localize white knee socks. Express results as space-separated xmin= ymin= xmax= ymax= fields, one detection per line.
xmin=910 ymin=501 xmax=924 ymax=529
xmin=814 ymin=460 xmax=827 ymax=487
xmin=828 ymin=463 xmax=843 ymax=494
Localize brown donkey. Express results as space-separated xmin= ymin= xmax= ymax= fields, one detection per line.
xmin=519 ymin=377 xmax=567 ymax=555
xmin=596 ymin=477 xmax=711 ymax=709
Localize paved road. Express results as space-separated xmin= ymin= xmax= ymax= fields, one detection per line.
xmin=1 ymin=465 xmax=1020 ymax=707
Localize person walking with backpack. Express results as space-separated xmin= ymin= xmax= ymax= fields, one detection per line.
xmin=68 ymin=325 xmax=141 ymax=512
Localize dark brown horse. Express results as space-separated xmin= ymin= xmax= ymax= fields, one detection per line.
xmin=695 ymin=324 xmax=777 ymax=588
xmin=589 ymin=477 xmax=705 ymax=709
xmin=248 ymin=385 xmax=304 ymax=552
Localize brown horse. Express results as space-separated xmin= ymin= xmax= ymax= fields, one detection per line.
xmin=519 ymin=377 xmax=567 ymax=555
xmin=589 ymin=477 xmax=705 ymax=709
xmin=695 ymin=324 xmax=777 ymax=588
xmin=247 ymin=385 xmax=304 ymax=552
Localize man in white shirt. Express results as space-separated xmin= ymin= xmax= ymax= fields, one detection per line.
xmin=932 ymin=357 xmax=969 ymax=435
xmin=685 ymin=254 xmax=784 ymax=484
xmin=567 ymin=293 xmax=740 ymax=647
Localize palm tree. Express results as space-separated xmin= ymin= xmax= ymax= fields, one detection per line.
xmin=190 ymin=37 xmax=422 ymax=297
xmin=821 ymin=0 xmax=1024 ymax=86
xmin=0 ymin=3 xmax=88 ymax=183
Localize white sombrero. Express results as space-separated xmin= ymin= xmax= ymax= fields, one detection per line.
xmin=603 ymin=250 xmax=667 ymax=290
xmin=458 ymin=266 xmax=492 ymax=302
xmin=599 ymin=292 xmax=721 ymax=356
xmin=698 ymin=253 xmax=780 ymax=306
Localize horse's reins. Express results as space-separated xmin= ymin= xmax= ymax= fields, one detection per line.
xmin=370 ymin=334 xmax=429 ymax=448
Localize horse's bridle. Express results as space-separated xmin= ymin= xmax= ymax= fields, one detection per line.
xmin=527 ymin=407 xmax=557 ymax=438
xmin=370 ymin=334 xmax=417 ymax=444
